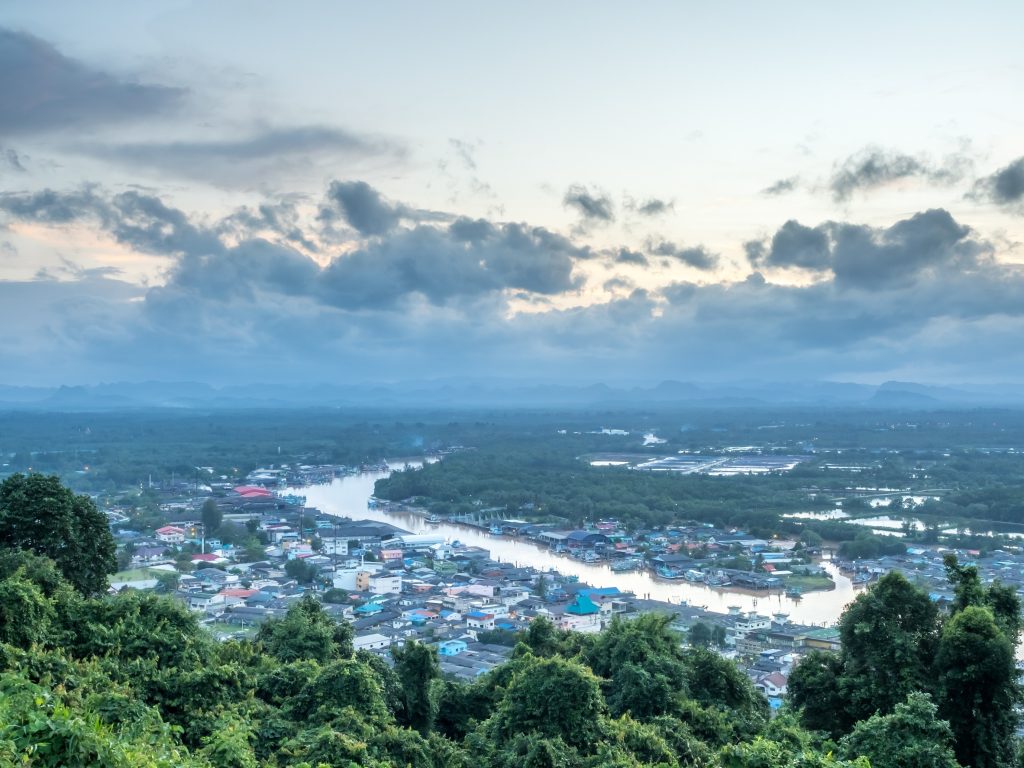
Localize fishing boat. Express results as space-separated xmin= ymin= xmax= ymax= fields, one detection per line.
xmin=488 ymin=524 xmax=503 ymax=535
xmin=611 ymin=558 xmax=641 ymax=572
xmin=785 ymin=586 xmax=803 ymax=599
xmin=425 ymin=513 xmax=441 ymax=525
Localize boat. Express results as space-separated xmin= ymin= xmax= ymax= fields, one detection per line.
xmin=785 ymin=586 xmax=803 ymax=599
xmin=611 ymin=558 xmax=641 ymax=572
xmin=654 ymin=565 xmax=685 ymax=580
xmin=684 ymin=569 xmax=705 ymax=582
xmin=425 ymin=513 xmax=441 ymax=525
xmin=488 ymin=524 xmax=503 ymax=535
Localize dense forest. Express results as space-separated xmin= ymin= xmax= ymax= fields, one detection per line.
xmin=5 ymin=406 xmax=1024 ymax=500
xmin=0 ymin=475 xmax=1021 ymax=766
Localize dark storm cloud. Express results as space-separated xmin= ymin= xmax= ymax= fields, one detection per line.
xmin=828 ymin=147 xmax=970 ymax=202
xmin=757 ymin=220 xmax=831 ymax=270
xmin=77 ymin=126 xmax=402 ymax=189
xmin=0 ymin=27 xmax=183 ymax=136
xmin=614 ymin=247 xmax=648 ymax=266
xmin=0 ymin=181 xmax=586 ymax=312
xmin=107 ymin=191 xmax=225 ymax=256
xmin=748 ymin=209 xmax=989 ymax=289
xmin=625 ymin=197 xmax=674 ymax=217
xmin=563 ymin=185 xmax=614 ymax=223
xmin=970 ymin=156 xmax=1024 ymax=213
xmin=318 ymin=220 xmax=585 ymax=308
xmin=220 ymin=201 xmax=319 ymax=252
xmin=0 ymin=186 xmax=223 ymax=256
xmin=322 ymin=180 xmax=403 ymax=236
xmin=648 ymin=240 xmax=718 ymax=270
xmin=168 ymin=238 xmax=320 ymax=300
xmin=7 ymin=178 xmax=1024 ymax=385
xmin=319 ymin=180 xmax=452 ymax=238
xmin=2 ymin=147 xmax=25 ymax=172
xmin=0 ymin=187 xmax=103 ymax=224
xmin=448 ymin=217 xmax=497 ymax=243
xmin=761 ymin=176 xmax=799 ymax=196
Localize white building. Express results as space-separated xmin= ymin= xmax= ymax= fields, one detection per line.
xmin=368 ymin=572 xmax=403 ymax=595
xmin=155 ymin=525 xmax=186 ymax=544
xmin=353 ymin=633 xmax=392 ymax=652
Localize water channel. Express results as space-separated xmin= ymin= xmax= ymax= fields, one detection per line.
xmin=292 ymin=463 xmax=857 ymax=627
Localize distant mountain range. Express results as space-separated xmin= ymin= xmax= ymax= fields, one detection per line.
xmin=0 ymin=379 xmax=1020 ymax=411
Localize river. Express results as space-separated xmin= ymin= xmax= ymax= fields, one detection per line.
xmin=291 ymin=463 xmax=857 ymax=626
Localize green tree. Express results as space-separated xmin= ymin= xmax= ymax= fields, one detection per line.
xmin=391 ymin=639 xmax=441 ymax=733
xmin=256 ymin=594 xmax=352 ymax=663
xmin=839 ymin=692 xmax=961 ymax=768
xmin=534 ymin=573 xmax=548 ymax=599
xmin=934 ymin=606 xmax=1018 ymax=768
xmin=0 ymin=569 xmax=54 ymax=648
xmin=200 ymin=498 xmax=222 ymax=534
xmin=491 ymin=655 xmax=605 ymax=750
xmin=585 ymin=614 xmax=689 ymax=720
xmin=788 ymin=650 xmax=846 ymax=739
xmin=944 ymin=553 xmax=1022 ymax=644
xmin=284 ymin=557 xmax=317 ymax=584
xmin=689 ymin=621 xmax=713 ymax=647
xmin=0 ymin=473 xmax=117 ymax=595
xmin=519 ymin=616 xmax=566 ymax=658
xmin=836 ymin=572 xmax=938 ymax=723
xmin=198 ymin=713 xmax=257 ymax=768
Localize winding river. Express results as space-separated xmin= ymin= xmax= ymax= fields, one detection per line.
xmin=292 ymin=463 xmax=856 ymax=626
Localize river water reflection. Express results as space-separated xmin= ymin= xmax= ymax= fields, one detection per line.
xmin=293 ymin=465 xmax=856 ymax=626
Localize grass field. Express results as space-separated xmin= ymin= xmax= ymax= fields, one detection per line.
xmin=111 ymin=568 xmax=159 ymax=582
xmin=782 ymin=573 xmax=835 ymax=592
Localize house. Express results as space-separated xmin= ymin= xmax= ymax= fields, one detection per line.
xmin=800 ymin=627 xmax=842 ymax=652
xmin=133 ymin=545 xmax=169 ymax=563
xmin=191 ymin=553 xmax=228 ymax=566
xmin=155 ymin=526 xmax=186 ymax=544
xmin=465 ymin=611 xmax=495 ymax=631
xmin=437 ymin=639 xmax=468 ymax=656
xmin=756 ymin=672 xmax=788 ymax=698
xmin=558 ymin=593 xmax=605 ymax=634
xmin=353 ymin=633 xmax=391 ymax=652
xmin=193 ymin=568 xmax=239 ymax=588
xmin=179 ymin=590 xmax=225 ymax=613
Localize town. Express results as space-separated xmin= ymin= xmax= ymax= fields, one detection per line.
xmin=104 ymin=459 xmax=1024 ymax=711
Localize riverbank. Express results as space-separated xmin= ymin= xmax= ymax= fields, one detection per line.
xmin=295 ymin=471 xmax=856 ymax=625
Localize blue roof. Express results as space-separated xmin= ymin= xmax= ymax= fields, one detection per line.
xmin=567 ymin=530 xmax=606 ymax=541
xmin=465 ymin=611 xmax=491 ymax=619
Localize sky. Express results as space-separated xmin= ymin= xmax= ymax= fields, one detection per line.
xmin=0 ymin=1 xmax=1023 ymax=387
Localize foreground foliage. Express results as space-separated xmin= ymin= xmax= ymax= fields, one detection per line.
xmin=0 ymin=476 xmax=1018 ymax=766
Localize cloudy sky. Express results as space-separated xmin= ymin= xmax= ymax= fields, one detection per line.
xmin=1 ymin=1 xmax=1023 ymax=387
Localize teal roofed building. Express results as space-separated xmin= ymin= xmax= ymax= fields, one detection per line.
xmin=558 ymin=592 xmax=610 ymax=634
xmin=565 ymin=593 xmax=600 ymax=616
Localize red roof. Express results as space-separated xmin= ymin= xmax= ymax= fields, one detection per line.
xmin=219 ymin=588 xmax=259 ymax=598
xmin=156 ymin=525 xmax=185 ymax=535
xmin=191 ymin=553 xmax=220 ymax=562
xmin=233 ymin=485 xmax=272 ymax=497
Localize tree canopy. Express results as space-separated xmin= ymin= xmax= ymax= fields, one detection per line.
xmin=0 ymin=473 xmax=116 ymax=595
